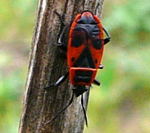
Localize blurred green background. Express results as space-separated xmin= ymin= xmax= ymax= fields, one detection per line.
xmin=0 ymin=0 xmax=150 ymax=133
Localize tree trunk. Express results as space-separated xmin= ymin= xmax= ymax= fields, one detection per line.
xmin=19 ymin=0 xmax=104 ymax=133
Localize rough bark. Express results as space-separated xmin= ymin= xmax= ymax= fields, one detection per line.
xmin=19 ymin=0 xmax=104 ymax=133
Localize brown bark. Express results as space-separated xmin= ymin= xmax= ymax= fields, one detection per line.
xmin=19 ymin=0 xmax=104 ymax=133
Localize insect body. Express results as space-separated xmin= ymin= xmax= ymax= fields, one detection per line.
xmin=44 ymin=11 xmax=110 ymax=125
xmin=67 ymin=11 xmax=108 ymax=96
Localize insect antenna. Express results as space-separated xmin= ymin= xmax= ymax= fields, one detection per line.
xmin=81 ymin=94 xmax=88 ymax=126
xmin=95 ymin=2 xmax=100 ymax=14
xmin=43 ymin=92 xmax=74 ymax=126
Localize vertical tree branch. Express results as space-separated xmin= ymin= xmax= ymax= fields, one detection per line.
xmin=19 ymin=0 xmax=104 ymax=132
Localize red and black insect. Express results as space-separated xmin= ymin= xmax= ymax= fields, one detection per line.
xmin=44 ymin=11 xmax=110 ymax=125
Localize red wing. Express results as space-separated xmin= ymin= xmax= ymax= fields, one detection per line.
xmin=68 ymin=28 xmax=88 ymax=67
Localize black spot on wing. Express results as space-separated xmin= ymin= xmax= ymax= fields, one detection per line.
xmin=73 ymin=47 xmax=95 ymax=68
xmin=71 ymin=28 xmax=87 ymax=47
xmin=92 ymin=37 xmax=102 ymax=49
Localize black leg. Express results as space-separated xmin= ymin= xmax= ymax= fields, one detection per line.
xmin=103 ymin=27 xmax=111 ymax=45
xmin=57 ymin=25 xmax=69 ymax=46
xmin=93 ymin=79 xmax=101 ymax=86
xmin=54 ymin=10 xmax=65 ymax=26
xmin=44 ymin=72 xmax=68 ymax=90
xmin=104 ymin=38 xmax=110 ymax=44
xmin=99 ymin=64 xmax=104 ymax=69
xmin=54 ymin=10 xmax=69 ymax=50
xmin=54 ymin=10 xmax=66 ymax=47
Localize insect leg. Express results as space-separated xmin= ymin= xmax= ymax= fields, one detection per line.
xmin=98 ymin=64 xmax=104 ymax=69
xmin=54 ymin=10 xmax=65 ymax=26
xmin=103 ymin=27 xmax=111 ymax=45
xmin=54 ymin=10 xmax=66 ymax=46
xmin=93 ymin=79 xmax=101 ymax=86
xmin=57 ymin=25 xmax=69 ymax=46
xmin=54 ymin=10 xmax=69 ymax=53
xmin=44 ymin=72 xmax=68 ymax=90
